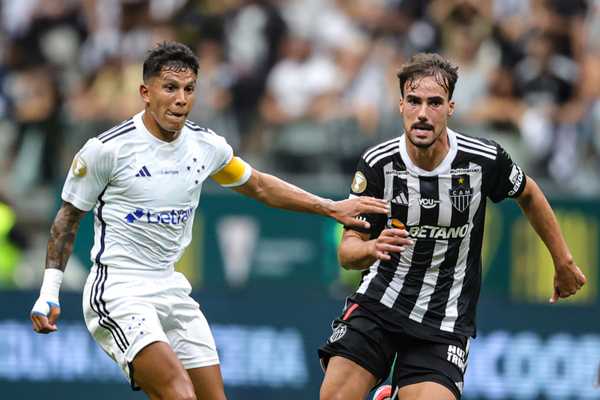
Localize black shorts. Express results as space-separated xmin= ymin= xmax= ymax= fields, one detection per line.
xmin=318 ymin=302 xmax=469 ymax=399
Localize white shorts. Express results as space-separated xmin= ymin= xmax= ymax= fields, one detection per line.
xmin=82 ymin=264 xmax=219 ymax=385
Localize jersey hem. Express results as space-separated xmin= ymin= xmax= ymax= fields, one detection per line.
xmin=61 ymin=191 xmax=95 ymax=211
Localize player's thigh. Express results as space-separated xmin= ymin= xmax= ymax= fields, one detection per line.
xmin=321 ymin=356 xmax=379 ymax=400
xmin=132 ymin=341 xmax=196 ymax=400
xmin=396 ymin=381 xmax=456 ymax=400
xmin=187 ymin=365 xmax=227 ymax=400
xmin=393 ymin=335 xmax=469 ymax=400
xmin=319 ymin=304 xmax=396 ymax=400
xmin=82 ymin=269 xmax=173 ymax=387
xmin=164 ymin=293 xmax=220 ymax=370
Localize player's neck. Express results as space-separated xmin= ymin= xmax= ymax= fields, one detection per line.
xmin=142 ymin=110 xmax=181 ymax=143
xmin=406 ymin=130 xmax=450 ymax=171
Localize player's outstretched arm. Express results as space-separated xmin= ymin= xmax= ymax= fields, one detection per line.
xmin=232 ymin=169 xmax=389 ymax=229
xmin=31 ymin=201 xmax=86 ymax=333
xmin=338 ymin=227 xmax=412 ymax=270
xmin=516 ymin=176 xmax=587 ymax=303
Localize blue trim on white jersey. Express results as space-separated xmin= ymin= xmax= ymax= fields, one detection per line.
xmin=90 ymin=187 xmax=130 ymax=353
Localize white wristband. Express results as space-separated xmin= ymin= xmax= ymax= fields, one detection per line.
xmin=39 ymin=269 xmax=63 ymax=305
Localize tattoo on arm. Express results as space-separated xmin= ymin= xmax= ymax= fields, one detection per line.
xmin=45 ymin=202 xmax=86 ymax=272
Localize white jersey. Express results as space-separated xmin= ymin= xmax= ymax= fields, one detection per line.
xmin=62 ymin=111 xmax=251 ymax=271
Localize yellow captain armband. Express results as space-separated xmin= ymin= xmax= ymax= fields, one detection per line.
xmin=211 ymin=156 xmax=252 ymax=187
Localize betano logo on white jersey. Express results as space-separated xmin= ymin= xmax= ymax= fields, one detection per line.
xmin=61 ymin=111 xmax=247 ymax=272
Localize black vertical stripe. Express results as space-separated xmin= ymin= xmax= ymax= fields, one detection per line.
xmin=374 ymin=158 xmax=409 ymax=296
xmin=424 ymin=160 xmax=471 ymax=328
xmin=90 ymin=265 xmax=125 ymax=352
xmin=393 ymin=175 xmax=409 ymax=224
xmin=394 ymin=176 xmax=439 ymax=307
xmin=90 ymin=264 xmax=128 ymax=352
xmin=455 ymin=201 xmax=486 ymax=332
xmin=98 ymin=264 xmax=130 ymax=348
xmin=95 ymin=187 xmax=108 ymax=266
xmin=89 ymin=187 xmax=130 ymax=352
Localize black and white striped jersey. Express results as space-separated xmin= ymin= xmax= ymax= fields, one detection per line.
xmin=347 ymin=128 xmax=526 ymax=338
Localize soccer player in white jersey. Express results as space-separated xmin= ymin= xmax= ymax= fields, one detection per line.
xmin=29 ymin=42 xmax=388 ymax=400
xmin=318 ymin=53 xmax=587 ymax=400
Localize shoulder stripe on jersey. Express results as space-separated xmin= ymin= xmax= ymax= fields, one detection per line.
xmin=456 ymin=139 xmax=496 ymax=156
xmin=368 ymin=148 xmax=400 ymax=167
xmin=97 ymin=119 xmax=133 ymax=140
xmin=455 ymin=133 xmax=496 ymax=151
xmin=364 ymin=140 xmax=400 ymax=164
xmin=100 ymin=125 xmax=136 ymax=143
xmin=185 ymin=120 xmax=214 ymax=134
xmin=458 ymin=146 xmax=496 ymax=160
xmin=363 ymin=138 xmax=400 ymax=161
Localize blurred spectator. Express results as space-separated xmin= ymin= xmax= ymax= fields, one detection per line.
xmin=189 ymin=37 xmax=239 ymax=148
xmin=225 ymin=0 xmax=288 ymax=151
xmin=0 ymin=0 xmax=597 ymax=225
xmin=439 ymin=1 xmax=499 ymax=125
xmin=5 ymin=64 xmax=63 ymax=193
xmin=260 ymin=32 xmax=338 ymax=173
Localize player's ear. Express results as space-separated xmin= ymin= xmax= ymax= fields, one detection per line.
xmin=139 ymin=83 xmax=150 ymax=105
xmin=447 ymin=99 xmax=455 ymax=117
xmin=398 ymin=97 xmax=404 ymax=114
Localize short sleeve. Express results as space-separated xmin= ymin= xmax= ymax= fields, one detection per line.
xmin=347 ymin=156 xmax=386 ymax=236
xmin=61 ymin=138 xmax=114 ymax=211
xmin=488 ymin=143 xmax=527 ymax=203
xmin=209 ymin=135 xmax=234 ymax=174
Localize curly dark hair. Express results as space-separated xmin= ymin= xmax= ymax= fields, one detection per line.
xmin=397 ymin=53 xmax=459 ymax=99
xmin=142 ymin=41 xmax=199 ymax=82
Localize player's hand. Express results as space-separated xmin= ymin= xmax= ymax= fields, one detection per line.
xmin=370 ymin=228 xmax=413 ymax=261
xmin=30 ymin=297 xmax=61 ymax=334
xmin=549 ymin=259 xmax=586 ymax=304
xmin=329 ymin=197 xmax=389 ymax=229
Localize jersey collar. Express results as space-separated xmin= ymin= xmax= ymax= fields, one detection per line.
xmin=135 ymin=110 xmax=187 ymax=147
xmin=399 ymin=128 xmax=458 ymax=176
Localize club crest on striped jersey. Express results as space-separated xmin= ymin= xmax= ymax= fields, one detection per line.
xmin=449 ymin=181 xmax=472 ymax=213
xmin=71 ymin=155 xmax=87 ymax=177
xmin=351 ymin=171 xmax=367 ymax=193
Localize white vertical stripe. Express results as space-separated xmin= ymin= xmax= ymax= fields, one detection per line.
xmin=382 ymin=162 xmax=395 ymax=202
xmin=358 ymin=162 xmax=395 ymax=296
xmin=357 ymin=261 xmax=379 ymax=294
xmin=380 ymin=171 xmax=419 ymax=308
xmin=408 ymin=176 xmax=452 ymax=322
xmin=405 ymin=172 xmax=421 ymax=225
xmin=438 ymin=176 xmax=453 ymax=227
xmin=408 ymin=242 xmax=445 ymax=322
xmin=440 ymin=163 xmax=483 ymax=332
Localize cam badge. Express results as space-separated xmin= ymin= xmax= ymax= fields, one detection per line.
xmin=351 ymin=171 xmax=367 ymax=193
xmin=449 ymin=176 xmax=472 ymax=213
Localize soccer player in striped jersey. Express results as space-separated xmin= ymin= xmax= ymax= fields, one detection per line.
xmin=29 ymin=42 xmax=388 ymax=400
xmin=318 ymin=53 xmax=587 ymax=400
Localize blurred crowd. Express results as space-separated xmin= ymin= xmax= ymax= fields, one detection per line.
xmin=0 ymin=0 xmax=598 ymax=286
